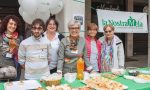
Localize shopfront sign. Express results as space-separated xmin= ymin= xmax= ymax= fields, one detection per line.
xmin=97 ymin=9 xmax=148 ymax=33
xmin=97 ymin=4 xmax=120 ymax=11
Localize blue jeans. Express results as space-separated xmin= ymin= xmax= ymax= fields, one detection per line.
xmin=14 ymin=60 xmax=21 ymax=81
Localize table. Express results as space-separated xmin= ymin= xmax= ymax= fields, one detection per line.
xmin=0 ymin=68 xmax=150 ymax=90
xmin=61 ymin=76 xmax=150 ymax=90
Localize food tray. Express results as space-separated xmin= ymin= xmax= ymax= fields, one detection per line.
xmin=4 ymin=80 xmax=41 ymax=90
xmin=81 ymin=76 xmax=128 ymax=90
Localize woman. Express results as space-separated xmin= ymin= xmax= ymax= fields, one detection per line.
xmin=57 ymin=20 xmax=93 ymax=74
xmin=0 ymin=15 xmax=23 ymax=80
xmin=100 ymin=24 xmax=124 ymax=72
xmin=85 ymin=23 xmax=101 ymax=72
xmin=44 ymin=17 xmax=64 ymax=74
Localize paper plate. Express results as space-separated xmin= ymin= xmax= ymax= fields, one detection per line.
xmin=133 ymin=77 xmax=149 ymax=83
xmin=139 ymin=70 xmax=150 ymax=74
xmin=89 ymin=73 xmax=101 ymax=78
xmin=123 ymin=75 xmax=135 ymax=80
xmin=4 ymin=80 xmax=41 ymax=90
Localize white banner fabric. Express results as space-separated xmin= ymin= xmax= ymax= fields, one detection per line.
xmin=97 ymin=9 xmax=148 ymax=33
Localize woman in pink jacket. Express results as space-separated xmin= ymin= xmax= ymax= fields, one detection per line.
xmin=85 ymin=23 xmax=102 ymax=72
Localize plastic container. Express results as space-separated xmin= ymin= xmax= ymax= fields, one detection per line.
xmin=64 ymin=73 xmax=76 ymax=83
xmin=111 ymin=68 xmax=125 ymax=76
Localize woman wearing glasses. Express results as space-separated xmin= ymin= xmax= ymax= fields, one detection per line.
xmin=57 ymin=20 xmax=93 ymax=74
xmin=100 ymin=24 xmax=124 ymax=72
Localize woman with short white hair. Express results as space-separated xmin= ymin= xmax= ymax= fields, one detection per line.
xmin=57 ymin=20 xmax=93 ymax=74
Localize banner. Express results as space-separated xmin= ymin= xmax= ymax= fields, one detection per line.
xmin=97 ymin=9 xmax=148 ymax=33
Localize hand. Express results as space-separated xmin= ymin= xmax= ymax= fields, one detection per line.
xmin=86 ymin=66 xmax=93 ymax=73
xmin=48 ymin=61 xmax=50 ymax=65
xmin=9 ymin=48 xmax=14 ymax=54
xmin=75 ymin=54 xmax=81 ymax=57
xmin=21 ymin=64 xmax=25 ymax=69
xmin=57 ymin=70 xmax=62 ymax=75
xmin=86 ymin=69 xmax=92 ymax=73
xmin=57 ymin=72 xmax=62 ymax=75
xmin=90 ymin=70 xmax=97 ymax=74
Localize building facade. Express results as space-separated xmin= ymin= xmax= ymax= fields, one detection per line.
xmin=0 ymin=0 xmax=148 ymax=62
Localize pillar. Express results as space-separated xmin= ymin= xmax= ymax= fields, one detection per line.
xmin=148 ymin=0 xmax=150 ymax=66
xmin=125 ymin=0 xmax=133 ymax=57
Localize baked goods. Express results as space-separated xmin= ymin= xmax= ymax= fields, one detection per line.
xmin=46 ymin=84 xmax=71 ymax=90
xmin=36 ymin=87 xmax=45 ymax=90
xmin=78 ymin=86 xmax=92 ymax=90
xmin=46 ymin=85 xmax=92 ymax=90
xmin=137 ymin=74 xmax=150 ymax=80
xmin=102 ymin=74 xmax=117 ymax=79
xmin=41 ymin=73 xmax=62 ymax=86
xmin=84 ymin=76 xmax=127 ymax=90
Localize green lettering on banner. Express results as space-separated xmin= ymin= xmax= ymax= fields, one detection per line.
xmin=127 ymin=16 xmax=136 ymax=26
xmin=101 ymin=16 xmax=143 ymax=28
xmin=102 ymin=19 xmax=107 ymax=26
xmin=137 ymin=21 xmax=143 ymax=27
xmin=108 ymin=20 xmax=114 ymax=25
xmin=114 ymin=21 xmax=121 ymax=26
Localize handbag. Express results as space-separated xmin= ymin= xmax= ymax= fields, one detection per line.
xmin=0 ymin=66 xmax=17 ymax=79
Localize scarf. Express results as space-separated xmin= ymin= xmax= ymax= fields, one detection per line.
xmin=101 ymin=35 xmax=118 ymax=72
xmin=2 ymin=32 xmax=18 ymax=56
xmin=69 ymin=35 xmax=79 ymax=51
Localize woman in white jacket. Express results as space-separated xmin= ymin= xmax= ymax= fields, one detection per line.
xmin=99 ymin=24 xmax=124 ymax=72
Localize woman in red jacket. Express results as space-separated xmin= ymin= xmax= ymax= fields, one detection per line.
xmin=85 ymin=23 xmax=102 ymax=72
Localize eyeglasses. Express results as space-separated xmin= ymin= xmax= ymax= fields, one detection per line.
xmin=69 ymin=27 xmax=80 ymax=30
xmin=104 ymin=30 xmax=112 ymax=33
xmin=32 ymin=26 xmax=43 ymax=30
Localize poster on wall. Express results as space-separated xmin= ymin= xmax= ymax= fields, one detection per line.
xmin=73 ymin=14 xmax=84 ymax=31
xmin=97 ymin=9 xmax=148 ymax=33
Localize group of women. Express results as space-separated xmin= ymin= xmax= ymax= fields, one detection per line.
xmin=57 ymin=20 xmax=125 ymax=74
xmin=0 ymin=15 xmax=125 ymax=81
